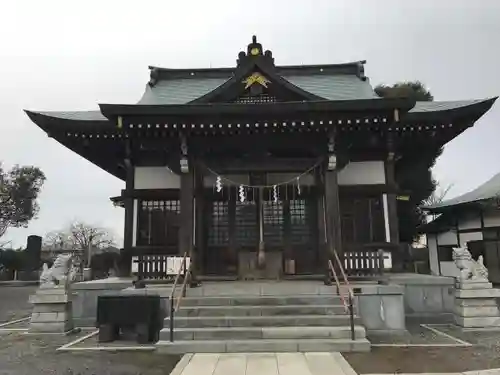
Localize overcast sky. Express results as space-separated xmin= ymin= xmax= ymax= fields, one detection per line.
xmin=1 ymin=0 xmax=499 ymax=248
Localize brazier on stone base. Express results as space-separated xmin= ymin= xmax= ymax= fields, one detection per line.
xmin=28 ymin=288 xmax=74 ymax=334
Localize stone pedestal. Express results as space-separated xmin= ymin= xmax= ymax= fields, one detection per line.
xmin=453 ymin=280 xmax=500 ymax=328
xmin=28 ymin=288 xmax=74 ymax=334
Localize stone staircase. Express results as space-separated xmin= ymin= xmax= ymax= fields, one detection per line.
xmin=155 ymin=294 xmax=370 ymax=353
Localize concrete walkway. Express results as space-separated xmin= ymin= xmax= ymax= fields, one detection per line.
xmin=171 ymin=352 xmax=357 ymax=375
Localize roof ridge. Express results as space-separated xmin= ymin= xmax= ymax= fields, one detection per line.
xmin=148 ymin=61 xmax=366 ymax=72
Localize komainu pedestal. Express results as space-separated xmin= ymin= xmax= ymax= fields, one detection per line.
xmin=29 ymin=288 xmax=74 ymax=333
xmin=452 ymin=247 xmax=500 ymax=328
xmin=28 ymin=254 xmax=77 ymax=334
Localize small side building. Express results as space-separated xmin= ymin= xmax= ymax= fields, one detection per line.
xmin=421 ymin=173 xmax=500 ymax=282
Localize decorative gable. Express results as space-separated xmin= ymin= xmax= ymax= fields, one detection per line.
xmin=190 ymin=36 xmax=324 ymax=104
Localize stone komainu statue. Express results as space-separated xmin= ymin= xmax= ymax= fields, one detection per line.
xmin=452 ymin=246 xmax=489 ymax=282
xmin=39 ymin=253 xmax=78 ymax=289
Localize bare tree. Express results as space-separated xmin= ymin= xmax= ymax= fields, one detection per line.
xmin=425 ymin=182 xmax=454 ymax=207
xmin=424 ymin=182 xmax=454 ymax=221
xmin=44 ymin=221 xmax=116 ymax=266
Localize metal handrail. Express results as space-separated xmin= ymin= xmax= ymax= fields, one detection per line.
xmin=332 ymin=250 xmax=354 ymax=299
xmin=328 ymin=250 xmax=356 ymax=340
xmin=168 ymin=252 xmax=191 ymax=342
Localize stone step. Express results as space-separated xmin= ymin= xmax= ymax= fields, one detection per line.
xmin=177 ymin=295 xmax=347 ymax=307
xmin=161 ymin=325 xmax=366 ymax=341
xmin=165 ymin=314 xmax=359 ymax=328
xmin=156 ymin=338 xmax=371 ymax=353
xmin=175 ymin=304 xmax=348 ymax=317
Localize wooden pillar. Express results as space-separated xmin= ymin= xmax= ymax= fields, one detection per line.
xmin=316 ymin=168 xmax=328 ymax=282
xmin=178 ymin=136 xmax=196 ymax=283
xmin=323 ymin=133 xmax=343 ymax=284
xmin=120 ymin=154 xmax=134 ymax=277
xmin=194 ymin=164 xmax=205 ymax=280
xmin=283 ymin=191 xmax=292 ymax=274
xmin=324 ymin=164 xmax=343 ymax=265
xmin=385 ymin=136 xmax=401 ymax=271
xmin=385 ymin=154 xmax=400 ymax=244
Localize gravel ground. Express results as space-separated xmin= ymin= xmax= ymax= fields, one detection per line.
xmin=344 ymin=346 xmax=500 ymax=374
xmin=0 ymin=331 xmax=181 ymax=375
xmin=368 ymin=320 xmax=458 ymax=345
xmin=344 ymin=319 xmax=500 ymax=373
xmin=0 ymin=286 xmax=180 ymax=375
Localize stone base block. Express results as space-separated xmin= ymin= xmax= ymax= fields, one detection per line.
xmin=32 ymin=303 xmax=70 ymax=313
xmin=454 ymin=305 xmax=500 ymax=317
xmin=29 ymin=290 xmax=74 ymax=334
xmin=28 ymin=320 xmax=74 ymax=333
xmin=455 ymin=288 xmax=500 ymax=299
xmin=455 ymin=298 xmax=498 ymax=307
xmin=454 ymin=315 xmax=500 ymax=328
xmin=29 ymin=292 xmax=70 ymax=304
xmin=31 ymin=311 xmax=73 ymax=323
xmin=456 ymin=281 xmax=493 ymax=290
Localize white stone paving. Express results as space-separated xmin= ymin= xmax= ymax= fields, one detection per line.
xmin=170 ymin=352 xmax=358 ymax=375
xmin=170 ymin=352 xmax=500 ymax=375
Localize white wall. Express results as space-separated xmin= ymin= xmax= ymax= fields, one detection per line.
xmin=437 ymin=230 xmax=457 ymax=246
xmin=427 ymin=234 xmax=440 ymax=275
xmin=134 ymin=167 xmax=180 ymax=189
xmin=338 ymin=161 xmax=385 ymax=185
xmin=459 ymin=231 xmax=483 ymax=247
xmin=382 ymin=194 xmax=390 ymax=242
xmin=458 ymin=213 xmax=481 ymax=231
xmin=132 ymin=199 xmax=138 ymax=246
xmin=483 ymin=209 xmax=500 ymax=227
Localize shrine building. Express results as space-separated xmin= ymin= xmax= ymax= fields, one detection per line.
xmin=26 ymin=37 xmax=497 ymax=283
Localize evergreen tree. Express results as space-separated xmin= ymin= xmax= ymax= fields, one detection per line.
xmin=375 ymin=81 xmax=439 ymax=242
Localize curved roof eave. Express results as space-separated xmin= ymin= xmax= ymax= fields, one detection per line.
xmin=24 ymin=110 xmax=124 ymax=180
xmin=24 ymin=110 xmax=112 ymax=133
xmin=404 ymin=97 xmax=498 ymax=122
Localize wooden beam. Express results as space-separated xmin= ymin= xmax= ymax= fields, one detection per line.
xmin=121 ymin=142 xmax=135 ymax=277
xmin=324 ymin=168 xmax=343 ymax=257
xmin=323 ymin=132 xmax=343 ymax=283
xmin=194 ymin=164 xmax=205 ymax=278
xmin=316 ymin=167 xmax=328 ymax=282
xmin=204 ymin=157 xmax=319 ymax=173
xmin=179 ymin=170 xmax=194 ymax=260
xmin=385 ymin=140 xmax=400 ymax=244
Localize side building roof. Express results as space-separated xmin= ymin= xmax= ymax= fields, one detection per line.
xmin=424 ymin=172 xmax=500 ymax=212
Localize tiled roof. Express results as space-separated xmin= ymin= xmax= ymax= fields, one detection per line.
xmin=285 ymin=75 xmax=378 ymax=100
xmin=137 ymin=74 xmax=378 ymax=105
xmin=36 ymin=111 xmax=107 ymax=121
xmin=425 ymin=172 xmax=500 ymax=210
xmin=137 ymin=78 xmax=229 ymax=105
xmin=410 ymin=99 xmax=491 ymax=113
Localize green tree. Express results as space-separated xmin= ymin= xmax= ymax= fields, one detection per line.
xmin=374 ymin=81 xmax=439 ymax=242
xmin=0 ymin=163 xmax=46 ymax=239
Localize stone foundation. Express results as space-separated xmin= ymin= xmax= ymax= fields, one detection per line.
xmin=28 ymin=288 xmax=74 ymax=334
xmin=453 ymin=280 xmax=500 ymax=328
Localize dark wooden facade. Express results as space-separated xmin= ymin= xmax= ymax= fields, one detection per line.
xmin=25 ymin=36 xmax=497 ymax=281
